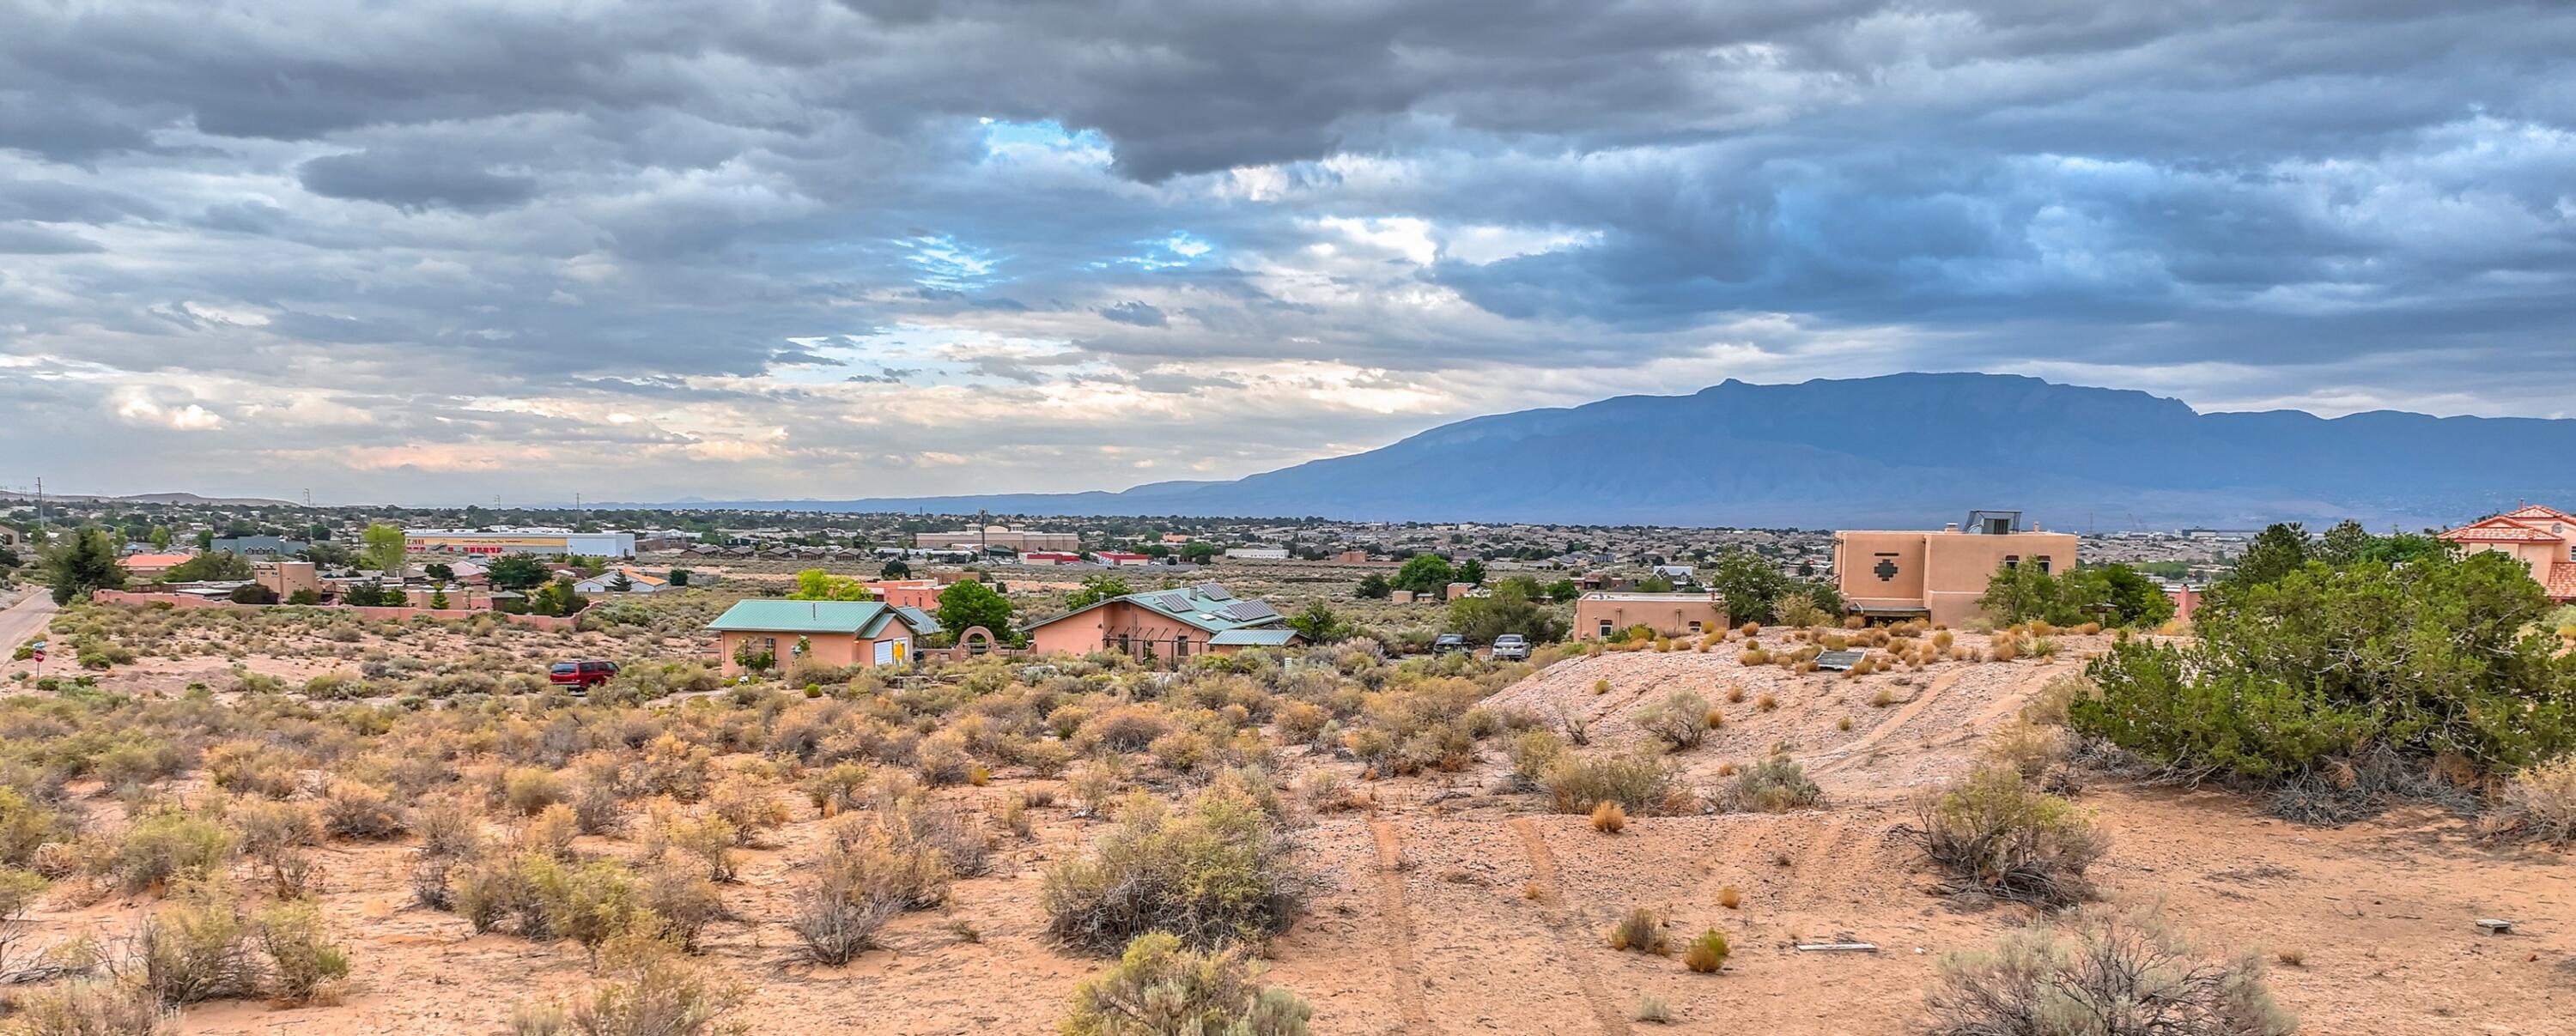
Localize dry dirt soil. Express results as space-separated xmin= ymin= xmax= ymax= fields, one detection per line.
xmin=20 ymin=633 xmax=2576 ymax=1034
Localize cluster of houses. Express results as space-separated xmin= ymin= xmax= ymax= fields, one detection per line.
xmin=702 ymin=580 xmax=1306 ymax=676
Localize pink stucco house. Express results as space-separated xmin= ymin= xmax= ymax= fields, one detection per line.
xmin=2439 ymin=505 xmax=2576 ymax=602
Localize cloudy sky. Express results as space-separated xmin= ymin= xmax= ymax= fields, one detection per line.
xmin=4 ymin=1 xmax=2573 ymax=505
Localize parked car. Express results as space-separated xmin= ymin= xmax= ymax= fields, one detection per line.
xmin=1490 ymin=633 xmax=1530 ymax=661
xmin=1431 ymin=633 xmax=1468 ymax=656
xmin=549 ymin=659 xmax=619 ymax=690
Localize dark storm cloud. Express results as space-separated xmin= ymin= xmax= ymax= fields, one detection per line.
xmin=3 ymin=0 xmax=2573 ymax=500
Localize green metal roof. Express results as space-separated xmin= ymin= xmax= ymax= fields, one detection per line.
xmin=705 ymin=599 xmax=890 ymax=634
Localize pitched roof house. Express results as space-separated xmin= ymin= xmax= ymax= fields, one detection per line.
xmin=704 ymin=599 xmax=923 ymax=675
xmin=1022 ymin=582 xmax=1301 ymax=663
xmin=2439 ymin=505 xmax=2576 ymax=601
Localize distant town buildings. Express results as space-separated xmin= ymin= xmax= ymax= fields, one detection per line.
xmin=909 ymin=526 xmax=1079 ymax=552
xmin=2439 ymin=504 xmax=2576 ymax=603
xmin=1834 ymin=510 xmax=2079 ymax=627
xmin=406 ymin=527 xmax=636 ymax=558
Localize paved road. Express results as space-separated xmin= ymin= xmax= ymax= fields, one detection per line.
xmin=0 ymin=591 xmax=58 ymax=657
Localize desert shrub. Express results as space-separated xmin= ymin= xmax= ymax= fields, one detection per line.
xmin=0 ymin=788 xmax=61 ymax=868
xmin=2492 ymin=754 xmax=2576 ymax=846
xmin=566 ymin=936 xmax=750 ymax=1036
xmin=519 ymin=804 xmax=582 ymax=862
xmin=786 ymin=839 xmax=908 ymax=964
xmin=636 ymin=863 xmax=725 ymax=952
xmin=1083 ymin=706 xmax=1172 ymax=753
xmin=2076 ymin=551 xmax=2576 ymax=783
xmin=1709 ymin=754 xmax=1821 ymax=813
xmin=414 ymin=797 xmax=482 ymax=861
xmin=1060 ymin=932 xmax=1313 ymax=1036
xmin=799 ymin=761 xmax=872 ymax=815
xmin=510 ymin=1001 xmax=569 ymax=1036
xmin=1683 ymin=927 xmax=1729 ymax=973
xmin=1636 ymin=690 xmax=1713 ymax=751
xmin=649 ymin=811 xmax=739 ymax=883
xmin=3 ymin=978 xmax=178 ymax=1034
xmin=111 ymin=811 xmax=238 ymax=893
xmin=1980 ymin=719 xmax=2075 ymax=785
xmin=125 ymin=883 xmax=259 ymax=1005
xmin=503 ymin=767 xmax=569 ymax=816
xmin=254 ymin=900 xmax=350 ymax=1006
xmin=228 ymin=798 xmax=323 ymax=898
xmin=1042 ymin=787 xmax=1302 ymax=955
xmin=1633 ymin=994 xmax=1674 ymax=1024
xmin=1506 ymin=729 xmax=1564 ymax=787
xmin=704 ymin=776 xmax=787 ymax=847
xmin=1925 ymin=906 xmax=2293 ymax=1036
xmin=319 ymin=781 xmax=407 ymax=840
xmin=1542 ymin=750 xmax=1680 ymax=815
xmin=1914 ymin=766 xmax=2105 ymax=907
xmin=1605 ymin=906 xmax=1666 ymax=954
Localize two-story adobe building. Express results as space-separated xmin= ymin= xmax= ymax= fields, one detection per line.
xmin=1834 ymin=510 xmax=2079 ymax=627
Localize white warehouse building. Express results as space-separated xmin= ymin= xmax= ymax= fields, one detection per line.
xmin=404 ymin=527 xmax=638 ymax=558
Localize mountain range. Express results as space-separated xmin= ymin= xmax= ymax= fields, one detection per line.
xmin=671 ymin=373 xmax=2576 ymax=530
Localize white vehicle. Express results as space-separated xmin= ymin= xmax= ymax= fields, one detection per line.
xmin=1491 ymin=633 xmax=1531 ymax=661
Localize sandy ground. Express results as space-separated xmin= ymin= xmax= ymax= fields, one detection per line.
xmin=13 ymin=634 xmax=2573 ymax=1034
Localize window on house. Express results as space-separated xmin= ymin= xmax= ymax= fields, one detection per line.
xmin=1597 ymin=619 xmax=1613 ymax=638
xmin=2003 ymin=555 xmax=2020 ymax=570
xmin=2037 ymin=557 xmax=2052 ymax=574
xmin=1687 ymin=621 xmax=1704 ymax=633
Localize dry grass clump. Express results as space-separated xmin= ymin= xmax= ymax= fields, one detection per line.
xmin=3 ymin=978 xmax=179 ymax=1034
xmin=1683 ymin=927 xmax=1729 ymax=972
xmin=1716 ymin=885 xmax=1741 ymax=909
xmin=1060 ymin=932 xmax=1313 ymax=1036
xmin=1041 ymin=785 xmax=1302 ymax=955
xmin=2491 ymin=754 xmax=2576 ymax=845
xmin=110 ymin=810 xmax=238 ymax=894
xmin=1925 ymin=906 xmax=2293 ymax=1036
xmin=319 ymin=781 xmax=407 ymax=840
xmin=786 ymin=838 xmax=909 ymax=965
xmin=1589 ymin=801 xmax=1626 ymax=833
xmin=561 ymin=935 xmax=750 ymax=1036
xmin=1914 ymin=766 xmax=2105 ymax=907
xmin=1606 ymin=906 xmax=1668 ymax=954
xmin=1754 ymin=693 xmax=1777 ymax=712
xmin=1543 ymin=750 xmax=1682 ymax=815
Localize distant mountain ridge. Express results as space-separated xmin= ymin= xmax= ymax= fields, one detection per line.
xmin=671 ymin=373 xmax=2576 ymax=529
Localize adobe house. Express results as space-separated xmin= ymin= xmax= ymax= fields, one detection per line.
xmin=1833 ymin=510 xmax=2079 ymax=627
xmin=1022 ymin=582 xmax=1300 ymax=663
xmin=1574 ymin=591 xmax=1728 ymax=640
xmin=705 ymin=599 xmax=923 ymax=676
xmin=2439 ymin=504 xmax=2576 ymax=602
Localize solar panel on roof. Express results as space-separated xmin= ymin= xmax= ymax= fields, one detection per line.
xmin=1152 ymin=591 xmax=1194 ymax=612
xmin=1194 ymin=583 xmax=1234 ymax=601
xmin=1222 ymin=600 xmax=1279 ymax=622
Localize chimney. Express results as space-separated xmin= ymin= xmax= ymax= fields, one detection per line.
xmin=1942 ymin=523 xmax=1959 ymax=534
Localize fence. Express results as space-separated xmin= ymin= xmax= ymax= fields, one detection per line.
xmin=88 ymin=591 xmax=580 ymax=632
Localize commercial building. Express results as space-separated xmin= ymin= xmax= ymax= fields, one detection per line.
xmin=1833 ymin=510 xmax=2079 ymax=627
xmin=1096 ymin=551 xmax=1153 ymax=566
xmin=1019 ymin=552 xmax=1082 ymax=566
xmin=1022 ymin=583 xmax=1300 ymax=663
xmin=909 ymin=526 xmax=1078 ymax=552
xmin=1224 ymin=547 xmax=1289 ymax=560
xmin=1574 ymin=591 xmax=1728 ymax=640
xmin=2439 ymin=505 xmax=2576 ymax=602
xmin=405 ymin=527 xmax=636 ymax=558
xmin=704 ymin=599 xmax=926 ymax=676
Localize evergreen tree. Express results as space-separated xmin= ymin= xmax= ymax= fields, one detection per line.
xmin=43 ymin=529 xmax=128 ymax=604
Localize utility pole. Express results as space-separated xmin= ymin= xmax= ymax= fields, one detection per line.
xmin=978 ymin=508 xmax=989 ymax=556
xmin=33 ymin=476 xmax=42 ymax=538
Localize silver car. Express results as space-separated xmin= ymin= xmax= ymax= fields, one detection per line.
xmin=1491 ymin=633 xmax=1530 ymax=661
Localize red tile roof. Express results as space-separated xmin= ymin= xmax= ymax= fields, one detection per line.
xmin=119 ymin=553 xmax=196 ymax=568
xmin=2500 ymin=505 xmax=2576 ymax=524
xmin=2547 ymin=562 xmax=2576 ymax=602
xmin=2439 ymin=518 xmax=2565 ymax=543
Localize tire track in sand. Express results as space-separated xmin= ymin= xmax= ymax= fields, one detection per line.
xmin=1508 ymin=817 xmax=1634 ymax=1036
xmin=1368 ymin=816 xmax=1434 ymax=1033
xmin=1813 ymin=667 xmax=1968 ymax=773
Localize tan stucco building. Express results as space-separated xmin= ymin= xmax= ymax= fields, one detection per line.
xmin=1023 ymin=583 xmax=1298 ymax=663
xmin=2439 ymin=505 xmax=2576 ymax=602
xmin=1834 ymin=512 xmax=2079 ymax=627
xmin=705 ymin=599 xmax=924 ymax=676
xmin=1574 ymin=591 xmax=1728 ymax=640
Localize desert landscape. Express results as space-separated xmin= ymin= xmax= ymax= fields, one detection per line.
xmin=3 ymin=589 xmax=2568 ymax=1035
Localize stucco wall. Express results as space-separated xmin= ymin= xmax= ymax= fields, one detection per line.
xmin=1572 ymin=595 xmax=1728 ymax=639
xmin=1835 ymin=530 xmax=2081 ymax=627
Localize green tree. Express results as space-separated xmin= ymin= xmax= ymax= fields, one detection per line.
xmin=1446 ymin=582 xmax=1569 ymax=644
xmin=1065 ymin=574 xmax=1133 ymax=611
xmin=531 ymin=578 xmax=588 ymax=617
xmin=42 ymin=530 xmax=127 ymax=604
xmin=668 ymin=568 xmax=691 ymax=587
xmin=286 ymin=589 xmax=322 ymax=605
xmin=422 ymin=562 xmax=455 ymax=582
xmin=1390 ymin=554 xmax=1456 ymax=595
xmin=2077 ymin=550 xmax=2576 ymax=780
xmin=228 ymin=584 xmax=278 ymax=604
xmin=787 ymin=568 xmax=872 ymax=601
xmin=1354 ymin=573 xmax=1393 ymax=599
xmin=1456 ymin=559 xmax=1487 ymax=586
xmin=1180 ymin=542 xmax=1218 ymax=564
xmin=1636 ymin=574 xmax=1675 ymax=593
xmin=487 ymin=555 xmax=551 ymax=591
xmin=1286 ymin=603 xmax=1351 ymax=644
xmin=878 ymin=560 xmax=910 ymax=579
xmin=1704 ymin=549 xmax=1841 ymax=625
xmin=2315 ymin=519 xmax=2373 ymax=566
xmin=194 ymin=529 xmax=214 ymax=552
xmin=936 ymin=580 xmax=1016 ymax=643
xmin=1543 ymin=579 xmax=1581 ymax=603
xmin=428 ymin=585 xmax=450 ymax=609
xmin=149 ymin=525 xmax=173 ymax=550
xmin=341 ymin=581 xmax=390 ymax=608
xmin=299 ymin=541 xmax=354 ymax=567
xmin=162 ymin=551 xmax=253 ymax=583
xmin=360 ymin=523 xmax=407 ymax=575
xmin=2228 ymin=522 xmax=2309 ymax=587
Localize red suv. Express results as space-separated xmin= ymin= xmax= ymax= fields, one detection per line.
xmin=549 ymin=660 xmax=619 ymax=690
